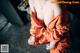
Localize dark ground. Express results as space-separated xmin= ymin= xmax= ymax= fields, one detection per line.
xmin=0 ymin=22 xmax=49 ymax=53
xmin=8 ymin=23 xmax=47 ymax=53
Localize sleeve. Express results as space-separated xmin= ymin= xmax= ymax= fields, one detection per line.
xmin=29 ymin=8 xmax=48 ymax=45
xmin=28 ymin=0 xmax=45 ymax=38
xmin=44 ymin=13 xmax=71 ymax=42
xmin=30 ymin=9 xmax=45 ymax=38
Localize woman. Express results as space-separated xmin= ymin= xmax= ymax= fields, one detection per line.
xmin=28 ymin=0 xmax=71 ymax=53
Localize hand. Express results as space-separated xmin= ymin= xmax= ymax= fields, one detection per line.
xmin=28 ymin=36 xmax=36 ymax=45
xmin=46 ymin=43 xmax=50 ymax=50
xmin=46 ymin=41 xmax=57 ymax=50
xmin=49 ymin=41 xmax=56 ymax=49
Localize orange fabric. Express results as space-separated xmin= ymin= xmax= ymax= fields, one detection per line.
xmin=29 ymin=9 xmax=71 ymax=53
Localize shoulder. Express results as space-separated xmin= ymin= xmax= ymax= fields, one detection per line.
xmin=28 ymin=0 xmax=34 ymax=5
xmin=29 ymin=0 xmax=35 ymax=12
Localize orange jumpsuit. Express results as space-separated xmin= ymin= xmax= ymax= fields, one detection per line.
xmin=29 ymin=9 xmax=71 ymax=53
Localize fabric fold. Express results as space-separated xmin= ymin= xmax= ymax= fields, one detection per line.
xmin=29 ymin=9 xmax=71 ymax=53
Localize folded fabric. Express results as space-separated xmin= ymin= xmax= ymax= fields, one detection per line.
xmin=29 ymin=9 xmax=71 ymax=53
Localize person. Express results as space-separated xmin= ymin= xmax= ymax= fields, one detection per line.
xmin=28 ymin=0 xmax=71 ymax=53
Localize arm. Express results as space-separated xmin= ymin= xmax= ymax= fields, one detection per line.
xmin=28 ymin=0 xmax=36 ymax=45
xmin=28 ymin=0 xmax=45 ymax=45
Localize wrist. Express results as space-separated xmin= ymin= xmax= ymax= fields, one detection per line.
xmin=31 ymin=36 xmax=36 ymax=41
xmin=49 ymin=41 xmax=57 ymax=48
xmin=28 ymin=36 xmax=36 ymax=45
